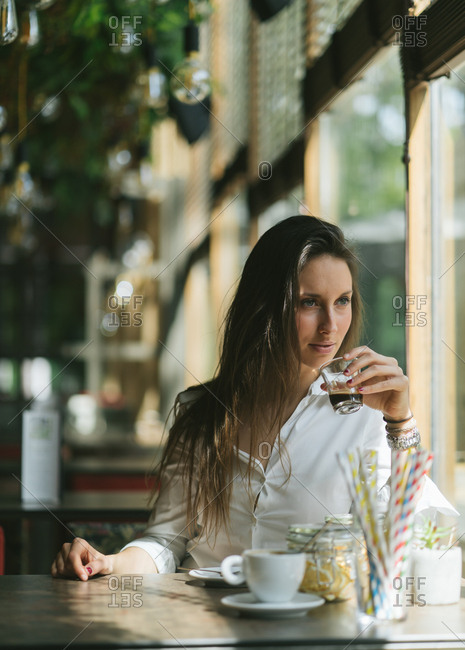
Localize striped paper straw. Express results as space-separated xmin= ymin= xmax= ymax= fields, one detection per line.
xmin=394 ymin=450 xmax=433 ymax=577
xmin=337 ymin=453 xmax=379 ymax=614
xmin=359 ymin=449 xmax=389 ymax=573
xmin=342 ymin=451 xmax=390 ymax=617
xmin=339 ymin=445 xmax=435 ymax=620
xmin=354 ymin=450 xmax=393 ymax=616
xmin=348 ymin=451 xmax=388 ymax=578
xmin=388 ymin=449 xmax=412 ymax=576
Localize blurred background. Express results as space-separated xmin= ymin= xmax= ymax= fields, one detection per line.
xmin=0 ymin=0 xmax=464 ymax=573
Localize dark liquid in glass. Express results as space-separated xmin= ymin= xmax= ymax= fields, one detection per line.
xmin=329 ymin=393 xmax=363 ymax=414
xmin=329 ymin=393 xmax=361 ymax=407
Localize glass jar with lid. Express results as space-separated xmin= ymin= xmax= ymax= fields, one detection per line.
xmin=287 ymin=515 xmax=368 ymax=602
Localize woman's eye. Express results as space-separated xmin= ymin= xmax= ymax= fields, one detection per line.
xmin=301 ymin=298 xmax=316 ymax=308
xmin=337 ymin=296 xmax=351 ymax=306
xmin=300 ymin=296 xmax=351 ymax=308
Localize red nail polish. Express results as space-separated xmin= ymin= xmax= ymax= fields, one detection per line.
xmin=86 ymin=566 xmax=92 ymax=575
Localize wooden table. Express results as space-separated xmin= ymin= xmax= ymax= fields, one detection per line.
xmin=0 ymin=574 xmax=464 ymax=649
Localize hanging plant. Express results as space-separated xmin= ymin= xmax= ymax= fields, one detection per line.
xmin=0 ymin=0 xmax=211 ymax=252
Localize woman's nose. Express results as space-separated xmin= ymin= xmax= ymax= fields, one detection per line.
xmin=318 ymin=309 xmax=337 ymax=333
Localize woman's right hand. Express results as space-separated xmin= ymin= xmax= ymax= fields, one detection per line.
xmin=51 ymin=537 xmax=114 ymax=581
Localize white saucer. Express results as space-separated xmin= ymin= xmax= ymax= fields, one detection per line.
xmin=188 ymin=567 xmax=244 ymax=586
xmin=220 ymin=592 xmax=325 ymax=618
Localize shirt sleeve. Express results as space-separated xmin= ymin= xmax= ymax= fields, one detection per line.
xmin=361 ymin=407 xmax=458 ymax=517
xmin=121 ymin=432 xmax=201 ymax=573
xmin=361 ymin=407 xmax=392 ymax=510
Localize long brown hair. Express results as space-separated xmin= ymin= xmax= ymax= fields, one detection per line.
xmin=153 ymin=216 xmax=364 ymax=541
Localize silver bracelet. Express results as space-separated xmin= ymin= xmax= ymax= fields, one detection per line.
xmin=386 ymin=426 xmax=421 ymax=450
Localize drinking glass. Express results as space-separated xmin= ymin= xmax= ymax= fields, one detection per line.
xmin=319 ymin=357 xmax=363 ymax=414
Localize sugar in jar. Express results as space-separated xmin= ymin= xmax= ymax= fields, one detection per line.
xmin=287 ymin=515 xmax=367 ymax=602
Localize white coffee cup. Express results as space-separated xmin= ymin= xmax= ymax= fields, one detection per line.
xmin=221 ymin=549 xmax=306 ymax=603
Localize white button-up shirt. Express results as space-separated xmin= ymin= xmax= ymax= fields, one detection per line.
xmin=123 ymin=379 xmax=456 ymax=572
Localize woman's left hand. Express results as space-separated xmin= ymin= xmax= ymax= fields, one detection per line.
xmin=337 ymin=346 xmax=411 ymax=421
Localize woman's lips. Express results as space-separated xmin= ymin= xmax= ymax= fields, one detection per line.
xmin=309 ymin=342 xmax=336 ymax=353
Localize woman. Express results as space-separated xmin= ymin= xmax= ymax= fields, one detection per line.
xmin=52 ymin=215 xmax=455 ymax=580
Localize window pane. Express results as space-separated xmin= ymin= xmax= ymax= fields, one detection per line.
xmin=432 ymin=56 xmax=465 ymax=533
xmin=319 ymin=47 xmax=406 ymax=367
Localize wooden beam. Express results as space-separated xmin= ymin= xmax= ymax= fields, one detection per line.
xmin=303 ymin=120 xmax=321 ymax=217
xmin=406 ymin=82 xmax=432 ymax=450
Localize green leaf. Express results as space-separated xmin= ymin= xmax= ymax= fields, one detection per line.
xmin=68 ymin=94 xmax=90 ymax=120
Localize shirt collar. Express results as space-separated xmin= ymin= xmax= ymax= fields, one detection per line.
xmin=307 ymin=375 xmax=326 ymax=396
